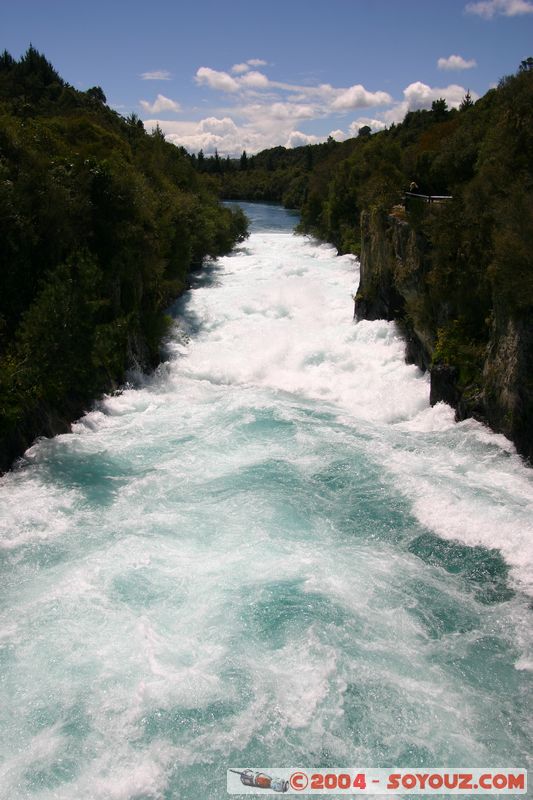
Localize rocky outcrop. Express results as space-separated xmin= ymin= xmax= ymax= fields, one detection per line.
xmin=355 ymin=208 xmax=433 ymax=371
xmin=483 ymin=310 xmax=533 ymax=462
xmin=354 ymin=208 xmax=533 ymax=463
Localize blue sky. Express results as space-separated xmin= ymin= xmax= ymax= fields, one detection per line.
xmin=2 ymin=0 xmax=533 ymax=154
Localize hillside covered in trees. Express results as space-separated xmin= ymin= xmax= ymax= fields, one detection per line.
xmin=204 ymin=61 xmax=533 ymax=461
xmin=0 ymin=47 xmax=247 ymax=471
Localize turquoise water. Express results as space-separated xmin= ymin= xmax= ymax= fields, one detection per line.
xmin=0 ymin=202 xmax=532 ymax=799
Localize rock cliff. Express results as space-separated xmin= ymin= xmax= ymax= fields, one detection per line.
xmin=354 ymin=208 xmax=533 ymax=463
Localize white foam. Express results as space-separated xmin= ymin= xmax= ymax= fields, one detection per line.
xmin=170 ymin=233 xmax=428 ymax=425
xmin=0 ymin=216 xmax=532 ymax=797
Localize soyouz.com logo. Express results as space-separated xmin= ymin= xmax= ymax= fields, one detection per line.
xmin=227 ymin=768 xmax=527 ymax=794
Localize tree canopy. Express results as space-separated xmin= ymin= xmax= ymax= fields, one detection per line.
xmin=0 ymin=47 xmax=248 ymax=469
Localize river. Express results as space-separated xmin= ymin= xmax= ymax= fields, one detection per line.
xmin=0 ymin=202 xmax=532 ymax=799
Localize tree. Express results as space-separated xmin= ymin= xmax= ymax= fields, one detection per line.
xmin=358 ymin=125 xmax=372 ymax=137
xmin=0 ymin=50 xmax=14 ymax=71
xmin=519 ymin=57 xmax=533 ymax=72
xmin=18 ymin=44 xmax=62 ymax=86
xmin=460 ymin=90 xmax=474 ymax=111
xmin=431 ymin=98 xmax=448 ymax=119
xmin=240 ymin=150 xmax=248 ymax=171
xmin=87 ymin=86 xmax=107 ymax=104
xmin=125 ymin=112 xmax=144 ymax=131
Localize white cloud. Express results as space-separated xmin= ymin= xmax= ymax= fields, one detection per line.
xmin=465 ymin=0 xmax=533 ymax=16
xmin=195 ymin=67 xmax=240 ymax=93
xmin=150 ymin=61 xmax=483 ymax=156
xmin=144 ymin=116 xmax=258 ymax=155
xmin=198 ymin=116 xmax=239 ymax=136
xmin=348 ymin=117 xmax=387 ymax=136
xmin=373 ymin=80 xmax=478 ymax=127
xmin=328 ymin=129 xmax=348 ymax=141
xmin=139 ymin=94 xmax=181 ymax=114
xmin=195 ymin=64 xmax=393 ymax=118
xmin=231 ymin=59 xmax=268 ymax=74
xmin=285 ymin=131 xmax=321 ymax=148
xmin=268 ymin=102 xmax=316 ymax=120
xmin=144 ymin=115 xmax=325 ymax=156
xmin=438 ymin=54 xmax=477 ymax=70
xmin=237 ymin=102 xmax=317 ymax=129
xmin=239 ymin=70 xmax=270 ymax=89
xmin=140 ymin=70 xmax=171 ymax=81
xmin=403 ymin=81 xmax=474 ymax=111
xmin=331 ymin=84 xmax=392 ymax=111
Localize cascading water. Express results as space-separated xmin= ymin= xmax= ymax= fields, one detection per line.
xmin=0 ymin=202 xmax=531 ymax=800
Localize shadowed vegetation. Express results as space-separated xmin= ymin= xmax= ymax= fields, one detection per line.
xmin=0 ymin=47 xmax=248 ymax=470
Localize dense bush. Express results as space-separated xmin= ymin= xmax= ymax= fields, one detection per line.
xmin=0 ymin=48 xmax=247 ymax=464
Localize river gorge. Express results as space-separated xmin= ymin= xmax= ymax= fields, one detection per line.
xmin=0 ymin=203 xmax=531 ymax=799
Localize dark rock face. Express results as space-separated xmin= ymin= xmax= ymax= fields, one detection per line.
xmin=354 ymin=209 xmax=407 ymax=322
xmin=429 ymin=364 xmax=460 ymax=408
xmin=355 ymin=210 xmax=532 ymax=464
xmin=483 ymin=311 xmax=533 ymax=463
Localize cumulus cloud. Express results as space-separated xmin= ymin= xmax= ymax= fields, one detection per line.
xmin=140 ymin=70 xmax=172 ymax=81
xmin=235 ymin=102 xmax=317 ymax=132
xmin=196 ymin=67 xmax=240 ymax=92
xmin=348 ymin=117 xmax=387 ymax=136
xmin=285 ymin=131 xmax=321 ymax=148
xmin=328 ymin=129 xmax=348 ymax=141
xmin=144 ymin=114 xmax=325 ymax=156
xmin=239 ymin=70 xmax=270 ymax=89
xmin=151 ymin=61 xmax=482 ymax=156
xmin=195 ymin=63 xmax=393 ymax=116
xmin=465 ymin=0 xmax=533 ymax=16
xmin=331 ymin=84 xmax=392 ymax=110
xmin=376 ymin=80 xmax=478 ymax=126
xmin=198 ymin=116 xmax=239 ymax=136
xmin=139 ymin=94 xmax=181 ymax=114
xmin=403 ymin=81 xmax=473 ymax=110
xmin=143 ymin=116 xmax=259 ymax=155
xmin=438 ymin=54 xmax=477 ymax=70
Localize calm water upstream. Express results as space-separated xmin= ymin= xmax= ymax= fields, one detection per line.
xmin=0 ymin=203 xmax=532 ymax=799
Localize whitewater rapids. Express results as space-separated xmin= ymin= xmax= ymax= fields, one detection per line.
xmin=0 ymin=203 xmax=531 ymax=799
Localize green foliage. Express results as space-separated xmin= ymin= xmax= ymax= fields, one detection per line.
xmin=195 ymin=138 xmax=354 ymax=210
xmin=489 ymin=186 xmax=533 ymax=314
xmin=459 ymin=90 xmax=474 ymax=111
xmin=0 ymin=47 xmax=248 ymax=453
xmin=298 ymin=133 xmax=404 ymax=253
xmin=432 ymin=320 xmax=485 ymax=393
